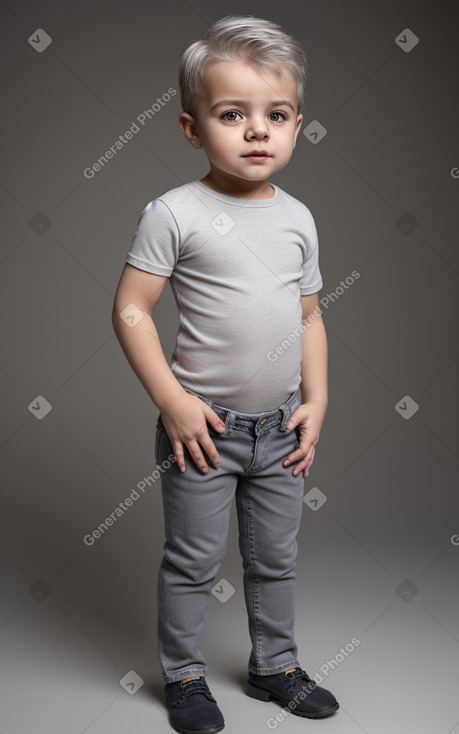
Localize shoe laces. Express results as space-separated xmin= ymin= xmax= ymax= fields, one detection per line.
xmin=178 ymin=678 xmax=216 ymax=704
xmin=284 ymin=667 xmax=316 ymax=695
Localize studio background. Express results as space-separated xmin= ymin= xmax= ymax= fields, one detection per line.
xmin=1 ymin=1 xmax=458 ymax=732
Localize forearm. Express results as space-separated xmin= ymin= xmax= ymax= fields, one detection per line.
xmin=300 ymin=315 xmax=328 ymax=410
xmin=111 ymin=308 xmax=185 ymax=412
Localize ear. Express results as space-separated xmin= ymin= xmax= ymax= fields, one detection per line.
xmin=293 ymin=113 xmax=303 ymax=147
xmin=179 ymin=112 xmax=202 ymax=149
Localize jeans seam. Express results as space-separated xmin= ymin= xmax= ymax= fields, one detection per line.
xmin=161 ymin=466 xmax=177 ymax=681
xmin=242 ymin=480 xmax=263 ymax=665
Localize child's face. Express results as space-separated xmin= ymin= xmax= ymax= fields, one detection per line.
xmin=180 ymin=58 xmax=303 ymax=189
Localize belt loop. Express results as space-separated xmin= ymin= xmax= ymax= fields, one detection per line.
xmin=279 ymin=406 xmax=290 ymax=431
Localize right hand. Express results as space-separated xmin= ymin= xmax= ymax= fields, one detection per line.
xmin=159 ymin=393 xmax=226 ymax=473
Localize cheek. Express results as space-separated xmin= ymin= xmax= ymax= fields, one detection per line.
xmin=211 ymin=136 xmax=235 ymax=158
xmin=201 ymin=126 xmax=230 ymax=153
xmin=278 ymin=134 xmax=296 ymax=152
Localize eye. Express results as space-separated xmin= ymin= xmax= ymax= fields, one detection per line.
xmin=269 ymin=111 xmax=287 ymax=122
xmin=221 ymin=110 xmax=241 ymax=121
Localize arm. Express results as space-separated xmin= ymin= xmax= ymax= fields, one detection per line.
xmin=112 ymin=263 xmax=225 ymax=472
xmin=111 ymin=263 xmax=183 ymax=409
xmin=282 ymin=292 xmax=328 ymax=477
xmin=299 ymin=292 xmax=328 ymax=412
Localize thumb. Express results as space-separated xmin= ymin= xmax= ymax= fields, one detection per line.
xmin=286 ymin=410 xmax=299 ymax=430
xmin=204 ymin=405 xmax=226 ymax=431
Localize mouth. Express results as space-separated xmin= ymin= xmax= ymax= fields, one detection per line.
xmin=243 ymin=151 xmax=271 ymax=162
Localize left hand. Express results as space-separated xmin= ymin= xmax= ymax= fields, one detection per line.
xmin=283 ymin=401 xmax=327 ymax=478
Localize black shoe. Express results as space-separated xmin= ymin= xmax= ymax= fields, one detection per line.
xmin=247 ymin=666 xmax=339 ymax=719
xmin=164 ymin=676 xmax=225 ymax=734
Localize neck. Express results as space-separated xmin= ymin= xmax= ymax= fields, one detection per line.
xmin=200 ymin=172 xmax=274 ymax=200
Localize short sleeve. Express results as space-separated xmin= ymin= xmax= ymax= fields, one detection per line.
xmin=299 ymin=211 xmax=323 ymax=295
xmin=125 ymin=198 xmax=180 ymax=276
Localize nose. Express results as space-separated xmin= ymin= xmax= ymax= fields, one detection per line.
xmin=244 ymin=115 xmax=269 ymax=140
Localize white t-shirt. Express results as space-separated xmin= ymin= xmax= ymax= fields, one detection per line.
xmin=126 ymin=179 xmax=323 ymax=413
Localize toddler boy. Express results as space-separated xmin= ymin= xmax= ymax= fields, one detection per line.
xmin=112 ymin=14 xmax=339 ymax=734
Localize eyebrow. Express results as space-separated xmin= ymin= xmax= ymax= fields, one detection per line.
xmin=210 ymin=99 xmax=295 ymax=112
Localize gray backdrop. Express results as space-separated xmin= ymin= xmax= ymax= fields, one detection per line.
xmin=1 ymin=1 xmax=458 ymax=732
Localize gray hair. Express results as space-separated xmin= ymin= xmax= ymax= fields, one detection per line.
xmin=178 ymin=15 xmax=308 ymax=119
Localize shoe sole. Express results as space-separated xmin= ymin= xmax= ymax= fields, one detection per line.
xmin=247 ymin=681 xmax=339 ymax=719
xmin=169 ymin=715 xmax=225 ymax=734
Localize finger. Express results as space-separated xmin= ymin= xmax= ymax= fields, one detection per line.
xmin=289 ymin=442 xmax=315 ymax=475
xmin=204 ymin=406 xmax=226 ymax=432
xmin=292 ymin=459 xmax=308 ymax=476
xmin=172 ymin=441 xmax=186 ymax=472
xmin=199 ymin=436 xmax=221 ymax=467
xmin=294 ymin=454 xmax=313 ymax=476
xmin=301 ymin=447 xmax=316 ymax=477
xmin=283 ymin=443 xmax=310 ymax=466
xmin=286 ymin=409 xmax=308 ymax=430
xmin=186 ymin=439 xmax=212 ymax=474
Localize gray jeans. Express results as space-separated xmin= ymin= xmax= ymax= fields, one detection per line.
xmin=155 ymin=385 xmax=304 ymax=684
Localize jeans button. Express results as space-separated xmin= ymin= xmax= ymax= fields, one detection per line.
xmin=260 ymin=418 xmax=267 ymax=425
